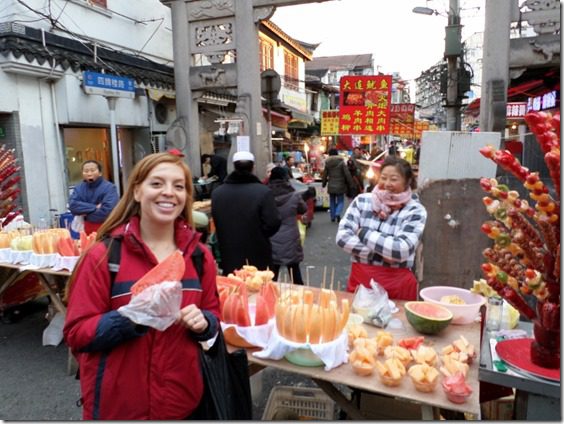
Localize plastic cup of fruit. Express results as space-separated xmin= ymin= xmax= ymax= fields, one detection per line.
xmin=411 ymin=378 xmax=438 ymax=393
xmin=444 ymin=388 xmax=472 ymax=404
xmin=379 ymin=374 xmax=403 ymax=387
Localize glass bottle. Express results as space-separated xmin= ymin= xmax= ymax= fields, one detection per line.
xmin=486 ymin=296 xmax=502 ymax=331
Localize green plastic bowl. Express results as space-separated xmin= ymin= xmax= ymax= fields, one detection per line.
xmin=284 ymin=348 xmax=324 ymax=367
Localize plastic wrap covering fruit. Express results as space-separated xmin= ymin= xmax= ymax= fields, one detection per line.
xmin=479 ymin=110 xmax=560 ymax=369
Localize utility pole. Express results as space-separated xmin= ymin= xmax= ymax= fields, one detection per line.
xmin=445 ymin=0 xmax=461 ymax=131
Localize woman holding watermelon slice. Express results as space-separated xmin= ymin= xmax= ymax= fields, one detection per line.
xmin=64 ymin=152 xmax=221 ymax=420
xmin=336 ymin=156 xmax=427 ymax=300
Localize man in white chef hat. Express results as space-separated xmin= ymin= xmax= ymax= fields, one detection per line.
xmin=211 ymin=151 xmax=281 ymax=275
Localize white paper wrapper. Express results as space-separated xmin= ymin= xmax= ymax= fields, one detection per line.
xmin=0 ymin=248 xmax=11 ymax=263
xmin=9 ymin=250 xmax=32 ymax=265
xmin=253 ymin=327 xmax=349 ymax=371
xmin=52 ymin=255 xmax=80 ymax=272
xmin=117 ymin=280 xmax=182 ymax=331
xmin=29 ymin=252 xmax=58 ymax=269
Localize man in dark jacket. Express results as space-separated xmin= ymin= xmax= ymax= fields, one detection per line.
xmin=211 ymin=151 xmax=281 ymax=275
xmin=322 ymin=149 xmax=353 ymax=223
xmin=69 ymin=160 xmax=119 ymax=234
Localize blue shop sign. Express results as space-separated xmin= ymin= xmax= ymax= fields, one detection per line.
xmin=83 ymin=71 xmax=135 ymax=98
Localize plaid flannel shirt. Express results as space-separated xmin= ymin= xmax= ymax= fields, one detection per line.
xmin=336 ymin=193 xmax=427 ymax=269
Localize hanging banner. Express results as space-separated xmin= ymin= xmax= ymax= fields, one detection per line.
xmin=339 ymin=75 xmax=392 ymax=135
xmin=389 ymin=103 xmax=415 ymax=138
xmin=321 ymin=110 xmax=339 ymax=136
xmin=414 ymin=120 xmax=431 ymax=139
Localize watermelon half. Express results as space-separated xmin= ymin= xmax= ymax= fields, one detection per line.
xmin=405 ymin=301 xmax=453 ymax=335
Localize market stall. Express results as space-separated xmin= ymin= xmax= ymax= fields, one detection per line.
xmin=224 ymin=285 xmax=481 ymax=420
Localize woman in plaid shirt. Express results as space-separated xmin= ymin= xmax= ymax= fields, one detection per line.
xmin=336 ymin=156 xmax=427 ymax=300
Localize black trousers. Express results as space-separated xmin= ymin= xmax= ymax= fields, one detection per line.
xmin=272 ymin=263 xmax=303 ymax=285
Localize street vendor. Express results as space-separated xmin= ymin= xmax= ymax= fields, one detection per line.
xmin=335 ymin=156 xmax=427 ymax=300
xmin=68 ymin=160 xmax=118 ymax=234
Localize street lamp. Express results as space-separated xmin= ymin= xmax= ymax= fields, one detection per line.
xmin=414 ymin=0 xmax=462 ymax=131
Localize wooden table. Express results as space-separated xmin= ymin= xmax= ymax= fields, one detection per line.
xmin=233 ymin=287 xmax=481 ymax=420
xmin=0 ymin=261 xmax=71 ymax=315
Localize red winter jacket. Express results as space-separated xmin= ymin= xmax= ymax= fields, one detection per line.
xmin=63 ymin=216 xmax=220 ymax=420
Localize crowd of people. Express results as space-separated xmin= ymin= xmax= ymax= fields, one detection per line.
xmin=62 ymin=142 xmax=426 ymax=420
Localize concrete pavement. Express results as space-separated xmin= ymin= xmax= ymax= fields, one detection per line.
xmin=0 ymin=207 xmax=353 ymax=420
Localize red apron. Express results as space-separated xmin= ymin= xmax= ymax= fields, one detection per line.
xmin=347 ymin=262 xmax=418 ymax=301
xmin=84 ymin=221 xmax=102 ymax=235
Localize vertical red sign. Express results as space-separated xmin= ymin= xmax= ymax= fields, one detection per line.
xmin=339 ymin=75 xmax=392 ymax=135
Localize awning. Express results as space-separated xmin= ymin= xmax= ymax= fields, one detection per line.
xmin=289 ymin=112 xmax=314 ymax=126
xmin=465 ymin=79 xmax=547 ymax=111
xmin=148 ymin=89 xmax=176 ymax=102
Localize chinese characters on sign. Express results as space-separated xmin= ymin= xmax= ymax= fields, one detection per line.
xmin=389 ymin=103 xmax=415 ymax=138
xmin=339 ymin=75 xmax=392 ymax=135
xmin=526 ymin=90 xmax=558 ymax=112
xmin=321 ymin=110 xmax=339 ymax=136
xmin=83 ymin=71 xmax=136 ymax=99
xmin=414 ymin=120 xmax=431 ymax=139
xmin=506 ymin=102 xmax=528 ymax=118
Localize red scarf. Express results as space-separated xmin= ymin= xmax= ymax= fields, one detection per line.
xmin=371 ymin=187 xmax=412 ymax=219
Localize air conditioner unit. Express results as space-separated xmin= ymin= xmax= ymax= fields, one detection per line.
xmin=150 ymin=100 xmax=177 ymax=132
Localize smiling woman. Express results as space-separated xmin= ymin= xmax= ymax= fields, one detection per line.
xmin=63 ymin=152 xmax=222 ymax=420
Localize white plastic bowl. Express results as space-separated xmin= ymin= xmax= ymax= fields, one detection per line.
xmin=419 ymin=286 xmax=486 ymax=324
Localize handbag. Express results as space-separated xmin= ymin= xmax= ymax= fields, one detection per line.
xmin=195 ymin=329 xmax=253 ymax=420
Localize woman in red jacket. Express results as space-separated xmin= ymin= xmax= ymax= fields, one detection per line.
xmin=64 ymin=152 xmax=220 ymax=420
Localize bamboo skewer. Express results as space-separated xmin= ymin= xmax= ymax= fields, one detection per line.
xmin=322 ymin=266 xmax=327 ymax=289
xmin=330 ymin=267 xmax=335 ymax=291
xmin=290 ymin=267 xmax=294 ymax=285
xmin=306 ymin=267 xmax=310 ymax=287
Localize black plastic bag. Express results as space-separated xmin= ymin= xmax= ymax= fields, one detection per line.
xmin=196 ymin=330 xmax=253 ymax=420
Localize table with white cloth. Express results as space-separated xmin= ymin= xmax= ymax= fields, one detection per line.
xmin=228 ymin=286 xmax=481 ymax=420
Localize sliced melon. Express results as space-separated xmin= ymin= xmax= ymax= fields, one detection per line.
xmin=405 ymin=301 xmax=453 ymax=335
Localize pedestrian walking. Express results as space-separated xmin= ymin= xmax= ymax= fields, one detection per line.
xmin=346 ymin=148 xmax=364 ymax=198
xmin=335 ymin=156 xmax=427 ymax=300
xmin=322 ymin=148 xmax=354 ymax=223
xmin=68 ymin=160 xmax=119 ymax=234
xmin=268 ymin=166 xmax=308 ymax=284
xmin=64 ymin=152 xmax=220 ymax=420
xmin=211 ymin=151 xmax=281 ymax=275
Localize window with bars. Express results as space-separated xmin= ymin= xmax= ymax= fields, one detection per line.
xmin=283 ymin=50 xmax=298 ymax=90
xmin=259 ymin=39 xmax=274 ymax=72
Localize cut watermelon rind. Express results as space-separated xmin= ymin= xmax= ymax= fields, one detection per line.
xmin=405 ymin=301 xmax=453 ymax=335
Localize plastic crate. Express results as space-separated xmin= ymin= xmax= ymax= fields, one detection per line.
xmin=262 ymin=386 xmax=336 ymax=421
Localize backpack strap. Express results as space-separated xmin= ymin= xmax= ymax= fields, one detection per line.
xmin=191 ymin=244 xmax=204 ymax=281
xmin=102 ymin=236 xmax=122 ymax=289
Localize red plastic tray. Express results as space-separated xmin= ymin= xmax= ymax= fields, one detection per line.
xmin=496 ymin=338 xmax=560 ymax=382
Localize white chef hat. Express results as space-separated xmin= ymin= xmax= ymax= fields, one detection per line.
xmin=232 ymin=151 xmax=255 ymax=163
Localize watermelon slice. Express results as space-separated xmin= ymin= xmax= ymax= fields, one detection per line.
xmin=254 ymin=294 xmax=271 ymax=326
xmin=130 ymin=250 xmax=185 ymax=295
